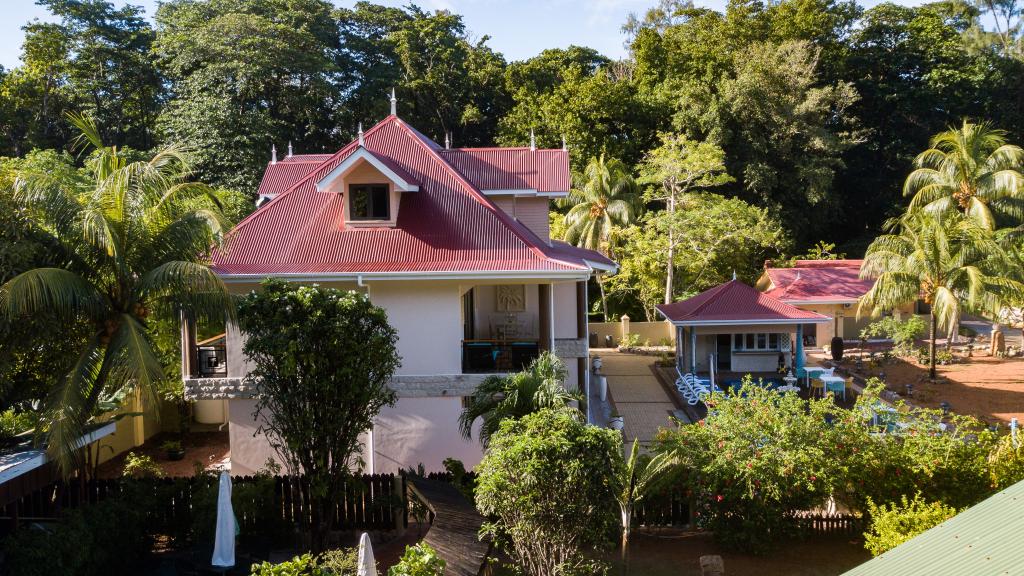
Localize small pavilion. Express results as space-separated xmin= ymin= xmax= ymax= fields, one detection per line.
xmin=656 ymin=280 xmax=832 ymax=378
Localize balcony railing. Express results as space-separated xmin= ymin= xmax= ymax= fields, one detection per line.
xmin=462 ymin=340 xmax=540 ymax=374
xmin=197 ymin=345 xmax=227 ymax=377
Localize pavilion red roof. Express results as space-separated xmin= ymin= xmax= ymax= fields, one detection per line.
xmin=763 ymin=259 xmax=872 ymax=303
xmin=214 ymin=116 xmax=605 ymax=276
xmin=656 ymin=280 xmax=830 ymax=324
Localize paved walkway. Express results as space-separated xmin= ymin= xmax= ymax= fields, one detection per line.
xmin=597 ymin=351 xmax=680 ymax=448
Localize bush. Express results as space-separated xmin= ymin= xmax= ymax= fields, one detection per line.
xmin=251 ymin=554 xmax=325 ymax=576
xmin=3 ymin=484 xmax=153 ymax=576
xmin=655 ymin=377 xmax=846 ymax=554
xmin=387 ymin=543 xmax=446 ymax=576
xmin=863 ymin=494 xmax=956 ymax=556
xmin=619 ymin=333 xmax=642 ymax=348
xmin=830 ymin=336 xmax=844 ymax=361
xmin=122 ymin=451 xmax=164 ymax=478
xmin=476 ymin=409 xmax=618 ymax=576
xmin=861 ymin=316 xmax=925 ymax=355
xmin=318 ymin=548 xmax=359 ymax=575
xmin=989 ymin=434 xmax=1024 ymax=490
xmin=0 ymin=408 xmax=35 ymax=442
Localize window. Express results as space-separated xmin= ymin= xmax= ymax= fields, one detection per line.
xmin=349 ymin=184 xmax=390 ymax=220
xmin=732 ymin=332 xmax=784 ymax=352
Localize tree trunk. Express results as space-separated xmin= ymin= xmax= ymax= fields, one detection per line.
xmin=598 ymin=275 xmax=610 ymax=321
xmin=664 ymin=194 xmax=675 ymax=305
xmin=929 ymin=310 xmax=937 ymax=380
xmin=621 ymin=505 xmax=632 ymax=575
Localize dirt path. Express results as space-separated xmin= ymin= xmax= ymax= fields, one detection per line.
xmin=599 ymin=351 xmax=680 ymax=447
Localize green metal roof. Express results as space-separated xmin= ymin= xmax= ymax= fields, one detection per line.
xmin=843 ymin=480 xmax=1024 ymax=576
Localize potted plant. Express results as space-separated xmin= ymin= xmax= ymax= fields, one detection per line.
xmin=609 ymin=412 xmax=625 ymax=431
xmin=161 ymin=439 xmax=186 ymax=461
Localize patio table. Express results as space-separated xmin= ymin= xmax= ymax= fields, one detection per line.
xmin=819 ymin=375 xmax=847 ymax=400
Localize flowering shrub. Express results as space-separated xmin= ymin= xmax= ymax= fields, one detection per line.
xmin=654 ymin=378 xmax=1006 ymax=553
xmin=387 ymin=543 xmax=445 ymax=576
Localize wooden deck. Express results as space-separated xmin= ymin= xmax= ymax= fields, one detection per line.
xmin=407 ymin=477 xmax=490 ymax=576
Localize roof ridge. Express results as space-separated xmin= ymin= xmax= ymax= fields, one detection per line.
xmin=390 ymin=118 xmax=586 ymax=271
xmin=442 ymin=147 xmax=564 ymax=152
xmin=225 ymin=118 xmax=394 ymax=240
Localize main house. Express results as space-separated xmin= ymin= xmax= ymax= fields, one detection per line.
xmin=180 ymin=110 xmax=613 ymax=476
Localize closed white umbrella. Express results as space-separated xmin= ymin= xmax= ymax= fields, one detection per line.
xmin=357 ymin=532 xmax=377 ymax=576
xmin=212 ymin=470 xmax=237 ymax=568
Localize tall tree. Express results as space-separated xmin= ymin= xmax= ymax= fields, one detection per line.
xmin=154 ymin=0 xmax=342 ymax=193
xmin=336 ymin=2 xmax=509 ymax=145
xmin=560 ymin=155 xmax=641 ymax=319
xmin=859 ymin=212 xmax=1022 ymax=378
xmin=0 ymin=115 xmax=235 ymax=475
xmin=904 ymin=120 xmax=1024 ymax=229
xmin=238 ymin=279 xmax=400 ymax=552
xmin=33 ymin=0 xmax=162 ymax=150
xmin=638 ymin=134 xmax=732 ymax=304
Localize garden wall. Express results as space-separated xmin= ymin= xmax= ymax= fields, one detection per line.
xmin=591 ymin=319 xmax=674 ymax=347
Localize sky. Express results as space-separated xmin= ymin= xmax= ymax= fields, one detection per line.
xmin=0 ymin=0 xmax=926 ymax=70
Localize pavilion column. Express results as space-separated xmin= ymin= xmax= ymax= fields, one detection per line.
xmin=690 ymin=327 xmax=698 ymax=374
xmin=539 ymin=283 xmax=553 ymax=352
xmin=576 ymin=281 xmax=588 ymax=393
xmin=795 ymin=324 xmax=805 ymax=373
xmin=180 ymin=310 xmax=197 ymax=378
xmin=676 ymin=326 xmax=684 ymax=371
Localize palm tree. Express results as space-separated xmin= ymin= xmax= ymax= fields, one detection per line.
xmin=858 ymin=212 xmax=1022 ymax=379
xmin=613 ymin=439 xmax=676 ymax=571
xmin=904 ymin=120 xmax=1024 ymax=229
xmin=561 ymin=154 xmax=641 ymax=319
xmin=458 ymin=352 xmax=583 ymax=446
xmin=0 ymin=114 xmax=235 ymax=476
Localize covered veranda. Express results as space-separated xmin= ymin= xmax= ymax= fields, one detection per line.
xmin=655 ymin=280 xmax=832 ymax=390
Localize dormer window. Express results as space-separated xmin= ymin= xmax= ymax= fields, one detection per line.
xmin=350 ymin=184 xmax=390 ymax=220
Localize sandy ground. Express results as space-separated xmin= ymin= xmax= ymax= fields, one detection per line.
xmin=810 ymin=348 xmax=1024 ymax=425
xmin=96 ymin=429 xmax=230 ymax=478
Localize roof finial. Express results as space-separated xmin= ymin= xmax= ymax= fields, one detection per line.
xmin=357 ymin=123 xmax=364 ymax=146
xmin=530 ymin=129 xmax=536 ymax=151
xmin=562 ymin=135 xmax=567 ymax=151
xmin=390 ymin=88 xmax=397 ymax=116
xmin=732 ymin=270 xmax=737 ymax=281
xmin=444 ymin=132 xmax=450 ymax=150
xmin=287 ymin=141 xmax=293 ymax=158
xmin=271 ymin=144 xmax=277 ymax=164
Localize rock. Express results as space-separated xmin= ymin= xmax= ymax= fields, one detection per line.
xmin=700 ymin=555 xmax=725 ymax=576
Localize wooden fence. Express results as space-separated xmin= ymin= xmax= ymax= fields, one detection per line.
xmin=792 ymin=511 xmax=865 ymax=536
xmin=0 ymin=473 xmax=401 ymax=535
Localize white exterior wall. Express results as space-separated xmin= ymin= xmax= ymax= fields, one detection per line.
xmin=372 ymin=396 xmax=483 ymax=474
xmin=553 ymin=282 xmax=577 ymax=339
xmin=369 ymin=281 xmax=463 ymax=375
xmin=229 ymin=399 xmax=278 ymax=476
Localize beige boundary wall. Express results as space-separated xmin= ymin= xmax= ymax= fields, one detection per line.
xmin=590 ymin=318 xmax=675 ymax=347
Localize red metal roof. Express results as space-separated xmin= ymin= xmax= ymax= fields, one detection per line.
xmin=214 ymin=116 xmax=602 ymax=276
xmin=763 ymin=259 xmax=872 ymax=303
xmin=656 ymin=280 xmax=830 ymax=324
xmin=256 ymin=154 xmax=334 ymax=198
xmin=438 ymin=148 xmax=570 ymax=193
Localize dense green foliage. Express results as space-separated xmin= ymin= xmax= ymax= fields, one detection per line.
xmin=860 ymin=316 xmax=926 ymax=354
xmin=653 ymin=379 xmax=1024 ymax=553
xmin=458 ymin=352 xmax=583 ymax=446
xmin=387 ymin=543 xmax=446 ymax=576
xmin=863 ymin=494 xmax=957 ymax=556
xmin=238 ymin=279 xmax=400 ymax=550
xmin=476 ymin=409 xmax=619 ymax=576
xmin=0 ymin=117 xmax=234 ymax=476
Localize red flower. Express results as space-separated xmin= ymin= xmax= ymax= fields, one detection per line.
xmin=810 ymin=475 xmax=817 ymax=482
xmin=716 ymin=495 xmax=724 ymax=502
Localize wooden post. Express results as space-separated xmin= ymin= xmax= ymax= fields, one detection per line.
xmin=621 ymin=314 xmax=630 ymax=342
xmin=538 ymin=284 xmax=552 ymax=352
